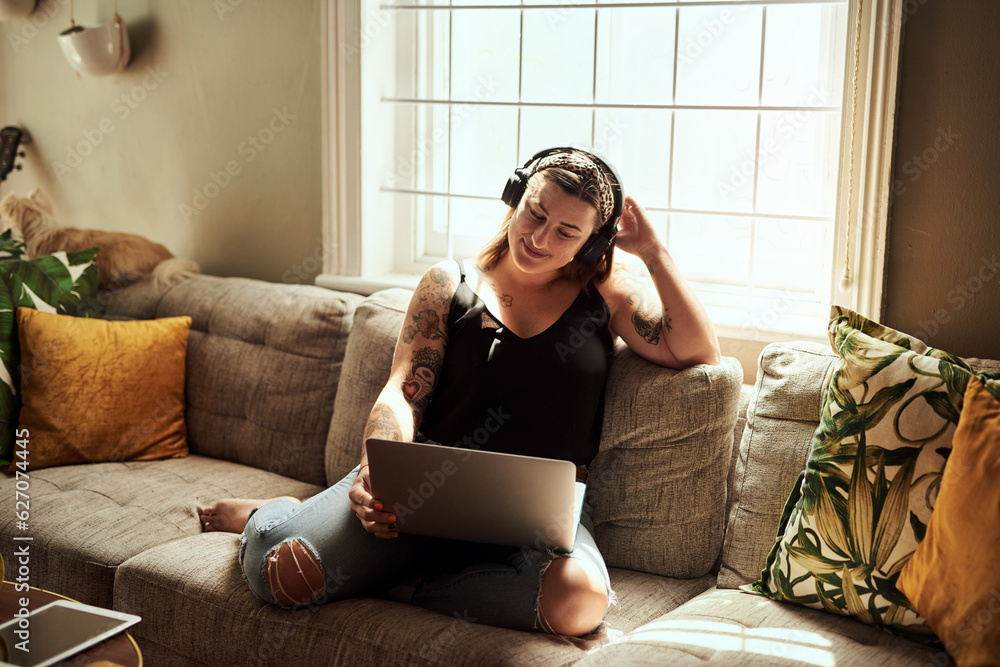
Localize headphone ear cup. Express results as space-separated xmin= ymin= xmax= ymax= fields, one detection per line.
xmin=501 ymin=168 xmax=531 ymax=208
xmin=576 ymin=223 xmax=618 ymax=266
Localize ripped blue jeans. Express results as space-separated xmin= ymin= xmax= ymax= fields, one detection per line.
xmin=238 ymin=464 xmax=614 ymax=633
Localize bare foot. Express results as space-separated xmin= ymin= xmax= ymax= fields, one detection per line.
xmin=199 ymin=497 xmax=300 ymax=533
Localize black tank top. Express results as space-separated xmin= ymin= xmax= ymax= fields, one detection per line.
xmin=419 ymin=260 xmax=614 ymax=466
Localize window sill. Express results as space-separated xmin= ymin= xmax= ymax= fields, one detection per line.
xmin=315 ymin=272 xmax=421 ymax=297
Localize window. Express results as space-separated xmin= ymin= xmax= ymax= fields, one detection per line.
xmin=320 ymin=0 xmax=904 ymax=346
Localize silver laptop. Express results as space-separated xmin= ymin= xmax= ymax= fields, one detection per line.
xmin=365 ymin=438 xmax=586 ymax=551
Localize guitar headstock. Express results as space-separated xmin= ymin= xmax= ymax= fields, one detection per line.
xmin=0 ymin=126 xmax=26 ymax=183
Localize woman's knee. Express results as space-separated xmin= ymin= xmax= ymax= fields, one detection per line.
xmin=261 ymin=538 xmax=327 ymax=607
xmin=536 ymin=557 xmax=609 ymax=636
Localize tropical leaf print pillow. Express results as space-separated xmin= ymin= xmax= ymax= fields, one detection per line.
xmin=0 ymin=248 xmax=99 ymax=466
xmin=748 ymin=306 xmax=1000 ymax=644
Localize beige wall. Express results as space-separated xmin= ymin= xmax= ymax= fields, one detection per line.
xmin=0 ymin=0 xmax=323 ymax=284
xmin=883 ymin=0 xmax=1000 ymax=360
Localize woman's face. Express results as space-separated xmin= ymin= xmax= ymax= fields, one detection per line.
xmin=507 ymin=173 xmax=600 ymax=276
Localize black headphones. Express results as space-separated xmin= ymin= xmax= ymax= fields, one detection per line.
xmin=500 ymin=146 xmax=625 ymax=266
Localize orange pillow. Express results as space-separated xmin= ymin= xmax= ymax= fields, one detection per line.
xmin=12 ymin=308 xmax=191 ymax=471
xmin=897 ymin=375 xmax=1000 ymax=665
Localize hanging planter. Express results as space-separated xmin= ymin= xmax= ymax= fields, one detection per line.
xmin=57 ymin=0 xmax=130 ymax=77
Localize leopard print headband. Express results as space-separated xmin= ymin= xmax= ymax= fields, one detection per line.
xmin=533 ymin=152 xmax=616 ymax=226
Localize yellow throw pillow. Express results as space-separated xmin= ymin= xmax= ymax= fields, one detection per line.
xmin=897 ymin=375 xmax=1000 ymax=664
xmin=12 ymin=308 xmax=191 ymax=471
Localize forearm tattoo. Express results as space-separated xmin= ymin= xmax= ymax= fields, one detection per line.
xmin=364 ymin=403 xmax=403 ymax=441
xmin=401 ymin=346 xmax=443 ymax=411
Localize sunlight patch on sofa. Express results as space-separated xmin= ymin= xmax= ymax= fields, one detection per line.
xmin=629 ymin=619 xmax=836 ymax=666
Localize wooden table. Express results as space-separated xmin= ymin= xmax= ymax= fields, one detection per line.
xmin=0 ymin=581 xmax=142 ymax=667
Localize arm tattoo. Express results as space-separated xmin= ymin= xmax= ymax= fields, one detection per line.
xmin=403 ymin=308 xmax=448 ymax=344
xmin=626 ymin=291 xmax=663 ymax=345
xmin=644 ymin=260 xmax=674 ymax=276
xmin=364 ymin=403 xmax=403 ymax=441
xmin=414 ymin=266 xmax=455 ymax=306
xmin=401 ymin=346 xmax=443 ymax=410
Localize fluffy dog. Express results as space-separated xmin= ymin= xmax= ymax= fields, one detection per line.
xmin=0 ymin=189 xmax=198 ymax=290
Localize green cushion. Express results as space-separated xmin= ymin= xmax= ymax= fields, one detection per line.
xmin=748 ymin=306 xmax=1000 ymax=644
xmin=0 ymin=248 xmax=99 ymax=466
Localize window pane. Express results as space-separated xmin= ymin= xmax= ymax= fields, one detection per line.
xmin=385 ymin=102 xmax=451 ymax=192
xmin=675 ymin=6 xmax=763 ymax=107
xmin=756 ymin=110 xmax=841 ymax=218
xmin=394 ymin=192 xmax=447 ymax=264
xmin=595 ymin=7 xmax=676 ymax=106
xmin=518 ymin=106 xmax=594 ymax=158
xmin=448 ymin=105 xmax=519 ymax=197
xmin=762 ymin=4 xmax=848 ymax=107
xmin=753 ymin=218 xmax=832 ymax=296
xmin=521 ymin=7 xmax=596 ymax=104
xmin=672 ymin=109 xmax=757 ymax=214
xmin=451 ymin=9 xmax=521 ymax=102
xmin=669 ymin=213 xmax=751 ymax=287
xmin=595 ymin=108 xmax=672 ymax=210
xmin=450 ymin=196 xmax=509 ymax=248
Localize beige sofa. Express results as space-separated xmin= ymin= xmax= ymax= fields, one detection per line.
xmin=0 ymin=274 xmax=976 ymax=666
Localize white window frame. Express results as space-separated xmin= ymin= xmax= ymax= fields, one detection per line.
xmin=318 ymin=0 xmax=906 ymax=356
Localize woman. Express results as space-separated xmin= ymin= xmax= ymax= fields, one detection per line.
xmin=200 ymin=148 xmax=720 ymax=637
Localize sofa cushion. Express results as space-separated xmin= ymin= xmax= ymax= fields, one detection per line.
xmin=0 ymin=455 xmax=320 ymax=609
xmin=718 ymin=341 xmax=839 ymax=589
xmin=588 ymin=351 xmax=743 ymax=578
xmin=326 ymin=288 xmax=411 ymax=484
xmin=113 ymin=535 xmax=582 ymax=666
xmin=113 ymin=530 xmax=715 ymax=666
xmin=15 ymin=308 xmax=191 ymax=471
xmin=104 ymin=275 xmax=363 ymax=486
xmin=897 ymin=376 xmax=1000 ymax=664
xmin=573 ymin=588 xmax=956 ymax=666
xmin=749 ymin=308 xmax=1000 ymax=643
xmin=0 ymin=247 xmax=99 ymax=467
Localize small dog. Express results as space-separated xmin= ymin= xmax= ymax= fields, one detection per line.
xmin=0 ymin=189 xmax=198 ymax=290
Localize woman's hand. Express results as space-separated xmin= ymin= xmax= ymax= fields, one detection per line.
xmin=348 ymin=465 xmax=398 ymax=539
xmin=613 ymin=196 xmax=662 ymax=262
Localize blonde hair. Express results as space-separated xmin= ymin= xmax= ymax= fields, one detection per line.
xmin=477 ymin=167 xmax=615 ymax=284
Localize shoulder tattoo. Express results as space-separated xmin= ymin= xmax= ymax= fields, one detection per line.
xmin=415 ymin=266 xmax=455 ymax=307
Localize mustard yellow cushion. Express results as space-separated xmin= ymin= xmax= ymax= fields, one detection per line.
xmin=12 ymin=308 xmax=191 ymax=471
xmin=897 ymin=376 xmax=1000 ymax=664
